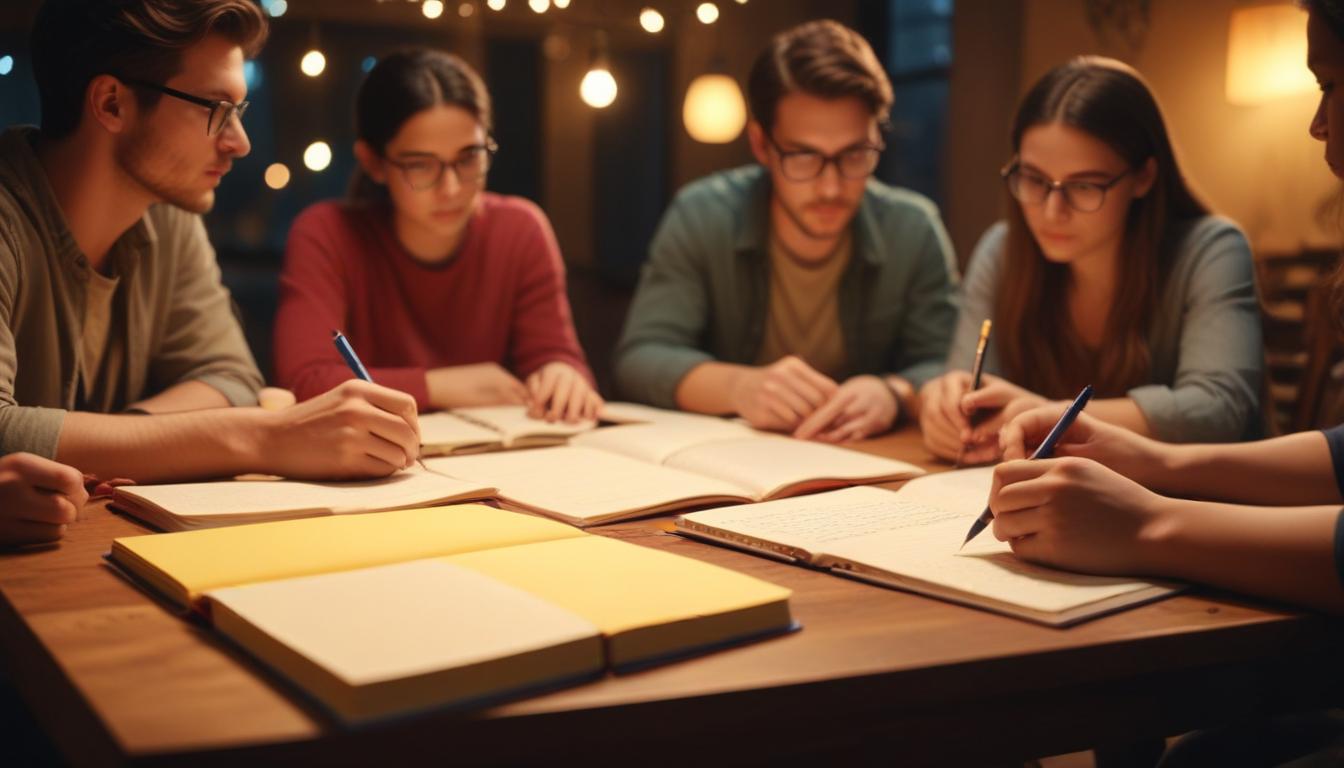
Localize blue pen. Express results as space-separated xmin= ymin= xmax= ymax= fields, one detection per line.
xmin=332 ymin=329 xmax=425 ymax=470
xmin=332 ymin=330 xmax=372 ymax=382
xmin=959 ymin=384 xmax=1094 ymax=548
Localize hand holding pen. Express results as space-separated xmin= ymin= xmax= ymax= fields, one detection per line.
xmin=960 ymin=384 xmax=1093 ymax=548
xmin=955 ymin=319 xmax=992 ymax=468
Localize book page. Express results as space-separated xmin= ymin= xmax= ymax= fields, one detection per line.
xmin=114 ymin=466 xmax=493 ymax=526
xmin=453 ymin=405 xmax=595 ymax=447
xmin=207 ymin=559 xmax=602 ymax=722
xmin=418 ymin=412 xmax=504 ymax=455
xmin=422 ymin=446 xmax=752 ymax=525
xmin=681 ymin=471 xmax=1174 ymax=617
xmin=571 ymin=419 xmax=754 ymax=465
xmin=665 ymin=435 xmax=924 ymax=498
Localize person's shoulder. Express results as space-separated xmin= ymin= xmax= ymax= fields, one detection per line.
xmin=290 ymin=199 xmax=370 ymax=233
xmin=476 ymin=192 xmax=552 ymax=233
xmin=861 ymin=177 xmax=944 ymax=231
xmin=1170 ymin=214 xmax=1252 ymax=271
xmin=667 ymin=165 xmax=762 ymax=221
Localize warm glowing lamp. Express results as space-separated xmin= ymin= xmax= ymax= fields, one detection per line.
xmin=304 ymin=141 xmax=332 ymax=171
xmin=581 ymin=68 xmax=618 ymax=108
xmin=683 ymin=73 xmax=747 ymax=143
xmin=264 ymin=163 xmax=291 ymax=189
xmin=423 ymin=0 xmax=445 ymax=19
xmin=300 ymin=49 xmax=326 ymax=77
xmin=1226 ymin=4 xmax=1315 ymax=105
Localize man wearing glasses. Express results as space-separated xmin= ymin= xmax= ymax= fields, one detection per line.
xmin=0 ymin=0 xmax=422 ymax=526
xmin=615 ymin=20 xmax=957 ymax=442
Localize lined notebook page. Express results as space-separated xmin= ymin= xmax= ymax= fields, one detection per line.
xmin=114 ymin=467 xmax=493 ymax=527
xmin=453 ymin=405 xmax=596 ymax=445
xmin=423 ymin=446 xmax=752 ymax=524
xmin=571 ymin=419 xmax=754 ymax=465
xmin=418 ymin=412 xmax=503 ymax=454
xmin=665 ymin=436 xmax=924 ymax=499
xmin=685 ymin=472 xmax=1169 ymax=615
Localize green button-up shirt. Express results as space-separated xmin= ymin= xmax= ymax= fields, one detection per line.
xmin=614 ymin=165 xmax=958 ymax=408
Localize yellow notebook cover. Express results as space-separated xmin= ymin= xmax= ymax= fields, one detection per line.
xmin=108 ymin=504 xmax=586 ymax=611
xmin=446 ymin=536 xmax=795 ymax=669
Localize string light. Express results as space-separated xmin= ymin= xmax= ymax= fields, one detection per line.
xmin=683 ymin=74 xmax=747 ymax=143
xmin=264 ymin=163 xmax=291 ymax=190
xmin=529 ymin=0 xmax=549 ymax=12
xmin=422 ymin=0 xmax=445 ymax=18
xmin=696 ymin=2 xmax=719 ymax=23
xmin=486 ymin=0 xmax=505 ymax=10
xmin=262 ymin=0 xmax=288 ymax=17
xmin=580 ymin=68 xmax=617 ymax=109
xmin=303 ymin=141 xmax=332 ymax=171
xmin=300 ymin=50 xmax=326 ymax=77
xmin=639 ymin=8 xmax=664 ymax=33
xmin=554 ymin=0 xmax=570 ymax=7
xmin=459 ymin=2 xmax=475 ymax=17
xmin=0 ymin=56 xmax=12 ymax=77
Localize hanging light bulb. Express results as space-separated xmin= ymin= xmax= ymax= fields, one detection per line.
xmin=554 ymin=0 xmax=570 ymax=7
xmin=458 ymin=3 xmax=474 ymax=17
xmin=486 ymin=0 xmax=505 ymax=10
xmin=300 ymin=49 xmax=326 ymax=77
xmin=696 ymin=2 xmax=719 ymax=24
xmin=581 ymin=68 xmax=617 ymax=109
xmin=304 ymin=141 xmax=333 ymax=171
xmin=580 ymin=32 xmax=617 ymax=109
xmin=529 ymin=0 xmax=549 ymax=12
xmin=423 ymin=0 xmax=445 ymax=18
xmin=683 ymin=73 xmax=747 ymax=143
xmin=639 ymin=8 xmax=665 ymax=34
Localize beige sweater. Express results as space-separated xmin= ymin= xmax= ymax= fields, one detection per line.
xmin=0 ymin=127 xmax=263 ymax=457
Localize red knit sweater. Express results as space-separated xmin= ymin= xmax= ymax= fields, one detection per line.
xmin=273 ymin=195 xmax=593 ymax=408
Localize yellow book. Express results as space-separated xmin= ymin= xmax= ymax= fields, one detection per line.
xmin=108 ymin=504 xmax=585 ymax=611
xmin=446 ymin=536 xmax=794 ymax=669
xmin=108 ymin=505 xmax=794 ymax=722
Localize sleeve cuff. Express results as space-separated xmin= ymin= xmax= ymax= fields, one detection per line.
xmin=195 ymin=373 xmax=261 ymax=407
xmin=0 ymin=406 xmax=67 ymax=459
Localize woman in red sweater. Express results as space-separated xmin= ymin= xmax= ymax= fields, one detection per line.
xmin=274 ymin=49 xmax=601 ymax=421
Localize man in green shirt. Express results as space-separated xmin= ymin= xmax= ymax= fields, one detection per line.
xmin=0 ymin=0 xmax=421 ymax=548
xmin=614 ymin=20 xmax=957 ymax=442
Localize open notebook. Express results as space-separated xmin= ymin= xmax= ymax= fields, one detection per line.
xmin=111 ymin=466 xmax=495 ymax=532
xmin=422 ymin=420 xmax=924 ymax=527
xmin=108 ymin=505 xmax=794 ymax=723
xmin=418 ymin=405 xmax=596 ymax=456
xmin=676 ymin=468 xmax=1182 ymax=626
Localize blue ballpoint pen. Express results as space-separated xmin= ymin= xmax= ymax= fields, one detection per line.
xmin=959 ymin=384 xmax=1094 ymax=548
xmin=332 ymin=330 xmax=372 ymax=382
xmin=332 ymin=329 xmax=426 ymax=470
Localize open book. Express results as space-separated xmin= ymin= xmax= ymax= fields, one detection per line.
xmin=676 ymin=468 xmax=1182 ymax=626
xmin=418 ymin=405 xmax=596 ymax=456
xmin=111 ymin=466 xmax=495 ymax=532
xmin=108 ymin=505 xmax=794 ymax=723
xmin=422 ymin=420 xmax=924 ymax=527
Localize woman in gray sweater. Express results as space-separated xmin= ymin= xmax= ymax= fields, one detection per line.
xmin=921 ymin=57 xmax=1261 ymax=464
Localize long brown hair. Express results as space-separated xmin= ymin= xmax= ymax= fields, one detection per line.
xmin=995 ymin=57 xmax=1208 ymax=398
xmin=348 ymin=49 xmax=492 ymax=203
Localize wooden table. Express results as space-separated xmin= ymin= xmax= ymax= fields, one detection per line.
xmin=3 ymin=429 xmax=1342 ymax=766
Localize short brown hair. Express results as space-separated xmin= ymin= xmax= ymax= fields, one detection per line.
xmin=30 ymin=0 xmax=269 ymax=139
xmin=746 ymin=19 xmax=893 ymax=135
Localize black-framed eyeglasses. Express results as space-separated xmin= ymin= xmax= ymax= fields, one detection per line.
xmin=1001 ymin=160 xmax=1130 ymax=213
xmin=765 ymin=133 xmax=884 ymax=182
xmin=121 ymin=77 xmax=249 ymax=137
xmin=384 ymin=139 xmax=499 ymax=191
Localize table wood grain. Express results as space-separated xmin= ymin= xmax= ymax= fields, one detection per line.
xmin=3 ymin=428 xmax=1341 ymax=766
